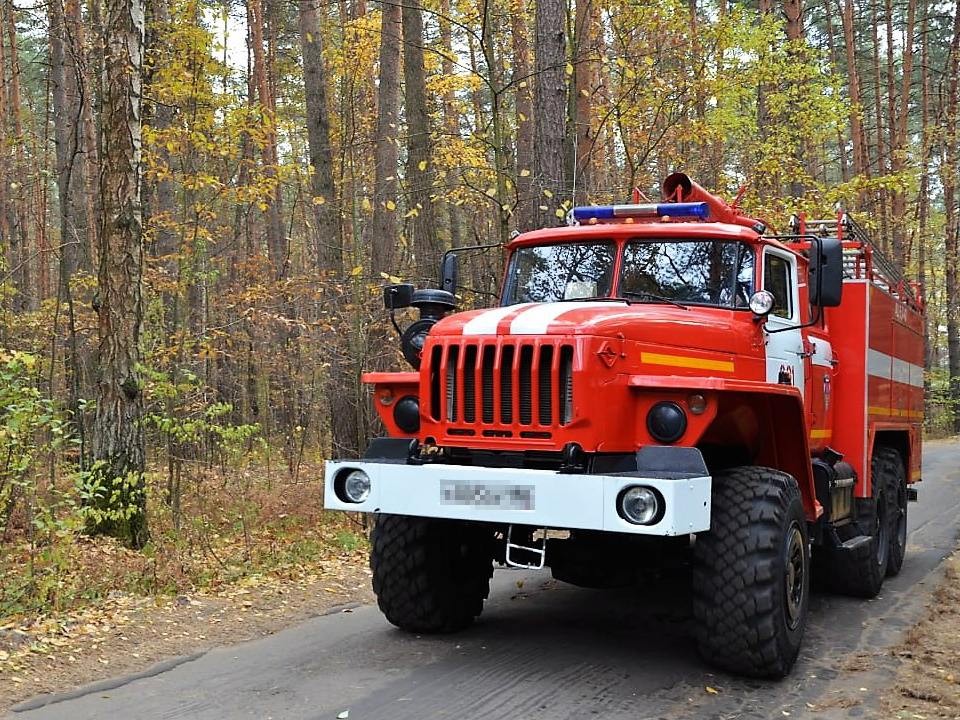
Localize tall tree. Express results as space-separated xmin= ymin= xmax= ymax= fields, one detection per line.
xmin=402 ymin=0 xmax=440 ymax=271
xmin=511 ymin=0 xmax=535 ymax=230
xmin=2 ymin=0 xmax=32 ymax=309
xmin=889 ymin=0 xmax=917 ymax=266
xmin=841 ymin=0 xmax=868 ymax=179
xmin=367 ymin=1 xmax=401 ymax=275
xmin=944 ymin=4 xmax=960 ymax=432
xmin=532 ymin=0 xmax=567 ymax=227
xmin=249 ymin=0 xmax=286 ymax=278
xmin=89 ymin=0 xmax=148 ymax=548
xmin=298 ymin=0 xmax=342 ymax=272
xmin=439 ymin=0 xmax=464 ymax=249
xmin=573 ymin=0 xmax=597 ymax=204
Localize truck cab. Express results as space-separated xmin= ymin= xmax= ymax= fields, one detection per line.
xmin=324 ymin=174 xmax=923 ymax=678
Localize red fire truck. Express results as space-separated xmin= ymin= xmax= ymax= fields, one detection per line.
xmin=324 ymin=173 xmax=924 ymax=678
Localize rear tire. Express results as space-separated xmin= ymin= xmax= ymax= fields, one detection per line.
xmin=692 ymin=466 xmax=810 ymax=678
xmin=371 ymin=514 xmax=495 ymax=633
xmin=822 ymin=446 xmax=897 ymax=597
xmin=881 ymin=448 xmax=907 ymax=577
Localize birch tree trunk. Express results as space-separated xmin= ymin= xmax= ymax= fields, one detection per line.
xmin=89 ymin=0 xmax=148 ymax=548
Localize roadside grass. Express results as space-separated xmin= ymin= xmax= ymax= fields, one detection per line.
xmin=0 ymin=460 xmax=368 ymax=627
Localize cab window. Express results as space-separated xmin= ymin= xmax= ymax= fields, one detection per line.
xmin=503 ymin=242 xmax=615 ymax=304
xmin=763 ymin=253 xmax=794 ymax=319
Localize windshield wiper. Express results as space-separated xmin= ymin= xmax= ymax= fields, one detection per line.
xmin=559 ymin=296 xmax=628 ymax=303
xmin=621 ymin=290 xmax=690 ymax=310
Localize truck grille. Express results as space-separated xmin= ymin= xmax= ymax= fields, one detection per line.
xmin=428 ymin=340 xmax=575 ymax=434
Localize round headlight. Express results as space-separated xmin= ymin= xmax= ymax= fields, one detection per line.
xmin=618 ymin=485 xmax=662 ymax=525
xmin=340 ymin=469 xmax=371 ymax=503
xmin=646 ymin=401 xmax=687 ymax=443
xmin=393 ymin=395 xmax=420 ymax=433
xmin=748 ymin=289 xmax=776 ymax=316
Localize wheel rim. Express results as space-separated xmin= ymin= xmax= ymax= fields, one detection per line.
xmin=784 ymin=522 xmax=806 ymax=630
xmin=895 ymin=487 xmax=907 ymax=549
xmin=875 ymin=491 xmax=889 ymax=569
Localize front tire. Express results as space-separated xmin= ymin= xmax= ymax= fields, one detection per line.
xmin=371 ymin=514 xmax=495 ymax=633
xmin=692 ymin=466 xmax=810 ymax=678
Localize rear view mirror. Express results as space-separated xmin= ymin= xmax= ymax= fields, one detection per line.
xmin=809 ymin=237 xmax=843 ymax=307
xmin=383 ymin=283 xmax=415 ymax=310
xmin=440 ymin=253 xmax=459 ymax=294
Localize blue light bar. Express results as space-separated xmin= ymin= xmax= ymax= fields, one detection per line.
xmin=572 ymin=201 xmax=710 ymax=222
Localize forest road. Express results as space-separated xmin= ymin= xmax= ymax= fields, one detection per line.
xmin=10 ymin=439 xmax=960 ymax=720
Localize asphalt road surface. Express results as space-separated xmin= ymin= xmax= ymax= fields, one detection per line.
xmin=10 ymin=440 xmax=960 ymax=720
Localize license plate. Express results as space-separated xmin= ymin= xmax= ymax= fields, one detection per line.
xmin=440 ymin=481 xmax=535 ymax=511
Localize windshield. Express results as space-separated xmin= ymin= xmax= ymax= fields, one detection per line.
xmin=504 ymin=242 xmax=615 ymax=304
xmin=620 ymin=240 xmax=755 ymax=308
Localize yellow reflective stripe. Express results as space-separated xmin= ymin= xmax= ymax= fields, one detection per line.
xmin=868 ymin=406 xmax=923 ymax=419
xmin=910 ymin=469 xmax=922 ymax=480
xmin=810 ymin=429 xmax=832 ymax=439
xmin=640 ymin=352 xmax=734 ymax=373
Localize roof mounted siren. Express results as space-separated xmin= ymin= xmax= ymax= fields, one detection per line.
xmin=661 ymin=173 xmax=767 ymax=235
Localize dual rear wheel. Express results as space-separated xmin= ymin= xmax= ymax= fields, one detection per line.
xmin=819 ymin=445 xmax=907 ymax=598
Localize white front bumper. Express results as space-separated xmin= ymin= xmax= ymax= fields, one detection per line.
xmin=324 ymin=461 xmax=712 ymax=536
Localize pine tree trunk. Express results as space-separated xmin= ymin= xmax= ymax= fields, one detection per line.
xmin=573 ymin=0 xmax=596 ymax=204
xmin=841 ymin=0 xmax=868 ymax=179
xmin=3 ymin=0 xmax=32 ymax=308
xmin=366 ymin=0 xmax=400 ymax=275
xmin=402 ymin=1 xmax=440 ymax=271
xmin=439 ymin=0 xmax=463 ymax=249
xmin=783 ymin=0 xmax=811 ymax=197
xmin=511 ymin=0 xmax=535 ymax=231
xmin=249 ymin=0 xmax=286 ymax=278
xmin=823 ymin=0 xmax=849 ymax=181
xmin=0 ymin=5 xmax=10 ymax=311
xmin=533 ymin=0 xmax=567 ymax=227
xmin=919 ymin=0 xmax=932 ymax=412
xmin=870 ymin=0 xmax=889 ymax=243
xmin=66 ymin=0 xmax=98 ymax=269
xmin=884 ymin=0 xmax=905 ymax=264
xmin=944 ymin=5 xmax=960 ymax=433
xmin=298 ymin=0 xmax=342 ymax=272
xmin=89 ymin=0 xmax=148 ymax=549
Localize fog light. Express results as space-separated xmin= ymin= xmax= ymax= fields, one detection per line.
xmin=338 ymin=469 xmax=371 ymax=503
xmin=647 ymin=401 xmax=687 ymax=443
xmin=393 ymin=395 xmax=420 ymax=433
xmin=618 ymin=485 xmax=662 ymax=525
xmin=687 ymin=393 xmax=707 ymax=415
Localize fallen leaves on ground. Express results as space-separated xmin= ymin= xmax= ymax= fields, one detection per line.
xmin=881 ymin=553 xmax=960 ymax=719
